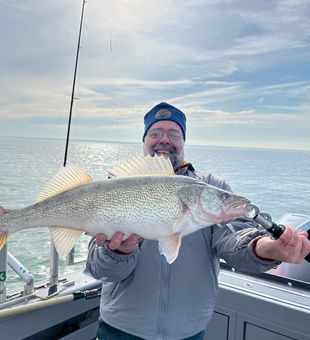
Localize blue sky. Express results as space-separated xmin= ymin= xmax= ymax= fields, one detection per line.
xmin=0 ymin=0 xmax=309 ymax=149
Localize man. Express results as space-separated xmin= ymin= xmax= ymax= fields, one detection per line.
xmin=86 ymin=102 xmax=310 ymax=340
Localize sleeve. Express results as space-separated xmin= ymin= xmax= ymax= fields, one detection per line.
xmin=210 ymin=219 xmax=281 ymax=273
xmin=86 ymin=237 xmax=141 ymax=283
xmin=196 ymin=170 xmax=280 ymax=272
xmin=194 ymin=171 xmax=232 ymax=192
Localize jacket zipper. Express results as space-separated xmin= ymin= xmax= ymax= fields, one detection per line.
xmin=157 ymin=257 xmax=170 ymax=339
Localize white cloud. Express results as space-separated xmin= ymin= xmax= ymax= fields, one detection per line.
xmin=185 ymin=107 xmax=304 ymax=127
xmin=0 ymin=0 xmax=309 ymax=149
xmin=225 ymin=34 xmax=305 ymax=57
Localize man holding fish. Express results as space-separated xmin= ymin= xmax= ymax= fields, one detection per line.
xmin=86 ymin=102 xmax=310 ymax=340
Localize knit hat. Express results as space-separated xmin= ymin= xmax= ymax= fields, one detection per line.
xmin=142 ymin=102 xmax=186 ymax=141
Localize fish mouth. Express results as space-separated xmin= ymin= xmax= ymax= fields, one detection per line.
xmin=231 ymin=200 xmax=252 ymax=211
xmin=222 ymin=196 xmax=253 ymax=219
xmin=226 ymin=193 xmax=250 ymax=207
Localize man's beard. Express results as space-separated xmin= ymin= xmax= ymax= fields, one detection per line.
xmin=143 ymin=143 xmax=184 ymax=168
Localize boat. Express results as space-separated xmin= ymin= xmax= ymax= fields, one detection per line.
xmin=0 ymin=213 xmax=309 ymax=339
xmin=0 ymin=2 xmax=309 ymax=339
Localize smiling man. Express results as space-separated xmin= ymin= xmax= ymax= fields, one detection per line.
xmin=86 ymin=102 xmax=310 ymax=340
xmin=142 ymin=103 xmax=186 ymax=169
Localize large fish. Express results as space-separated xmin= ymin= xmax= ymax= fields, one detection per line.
xmin=0 ymin=155 xmax=252 ymax=263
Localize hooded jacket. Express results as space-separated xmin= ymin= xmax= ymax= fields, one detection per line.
xmin=86 ymin=168 xmax=278 ymax=339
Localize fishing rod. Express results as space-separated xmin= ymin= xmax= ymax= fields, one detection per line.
xmin=250 ymin=205 xmax=310 ymax=263
xmin=0 ymin=288 xmax=101 ymax=318
xmin=49 ymin=0 xmax=87 ymax=296
xmin=63 ymin=0 xmax=87 ymax=167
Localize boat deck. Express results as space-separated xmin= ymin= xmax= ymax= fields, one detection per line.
xmin=0 ymin=267 xmax=309 ymax=339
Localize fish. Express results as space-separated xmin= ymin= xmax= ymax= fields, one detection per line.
xmin=0 ymin=155 xmax=252 ymax=263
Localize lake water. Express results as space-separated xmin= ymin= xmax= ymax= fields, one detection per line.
xmin=0 ymin=137 xmax=309 ymax=291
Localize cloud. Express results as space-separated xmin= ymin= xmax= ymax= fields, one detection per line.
xmin=0 ymin=0 xmax=309 ymax=149
xmin=224 ymin=34 xmax=305 ymax=57
xmin=257 ymin=81 xmax=310 ymax=97
xmin=184 ymin=107 xmax=304 ymax=127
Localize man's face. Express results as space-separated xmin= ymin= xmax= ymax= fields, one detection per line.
xmin=143 ymin=120 xmax=185 ymax=168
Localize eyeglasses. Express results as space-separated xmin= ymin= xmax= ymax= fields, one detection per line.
xmin=147 ymin=128 xmax=183 ymax=141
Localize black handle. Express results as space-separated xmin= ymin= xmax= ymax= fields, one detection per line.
xmin=253 ymin=213 xmax=310 ymax=263
xmin=253 ymin=213 xmax=285 ymax=239
xmin=265 ymin=221 xmax=285 ymax=239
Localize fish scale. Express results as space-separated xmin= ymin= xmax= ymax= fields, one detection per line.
xmin=0 ymin=156 xmax=252 ymax=263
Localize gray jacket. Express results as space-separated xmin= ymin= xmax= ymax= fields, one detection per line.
xmin=86 ymin=169 xmax=278 ymax=340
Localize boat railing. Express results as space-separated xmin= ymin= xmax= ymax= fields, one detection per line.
xmin=7 ymin=252 xmax=34 ymax=296
xmin=0 ymin=242 xmax=76 ymax=303
xmin=0 ymin=0 xmax=84 ymax=306
xmin=0 ymin=244 xmax=8 ymax=303
xmin=67 ymin=247 xmax=75 ymax=266
xmin=48 ymin=245 xmax=59 ymax=295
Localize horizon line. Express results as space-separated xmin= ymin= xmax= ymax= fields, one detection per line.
xmin=1 ymin=134 xmax=309 ymax=152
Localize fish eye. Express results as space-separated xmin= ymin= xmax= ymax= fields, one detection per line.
xmin=222 ymin=192 xmax=231 ymax=200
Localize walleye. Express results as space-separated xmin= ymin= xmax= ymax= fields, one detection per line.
xmin=0 ymin=155 xmax=252 ymax=263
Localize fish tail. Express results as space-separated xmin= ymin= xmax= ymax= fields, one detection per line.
xmin=0 ymin=206 xmax=9 ymax=250
xmin=0 ymin=232 xmax=8 ymax=251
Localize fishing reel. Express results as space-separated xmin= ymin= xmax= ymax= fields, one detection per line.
xmin=249 ymin=205 xmax=310 ymax=263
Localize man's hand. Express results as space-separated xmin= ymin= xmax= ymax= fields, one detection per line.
xmin=254 ymin=226 xmax=310 ymax=263
xmin=96 ymin=232 xmax=143 ymax=254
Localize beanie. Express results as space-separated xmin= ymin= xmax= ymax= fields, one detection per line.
xmin=142 ymin=102 xmax=186 ymax=141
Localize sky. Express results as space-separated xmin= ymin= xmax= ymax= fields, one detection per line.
xmin=0 ymin=0 xmax=309 ymax=150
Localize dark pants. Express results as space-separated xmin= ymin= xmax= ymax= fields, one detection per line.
xmin=96 ymin=319 xmax=205 ymax=340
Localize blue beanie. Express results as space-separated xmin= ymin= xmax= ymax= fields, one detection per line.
xmin=142 ymin=102 xmax=186 ymax=141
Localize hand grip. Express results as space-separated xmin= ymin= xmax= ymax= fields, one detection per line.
xmin=253 ymin=213 xmax=310 ymax=263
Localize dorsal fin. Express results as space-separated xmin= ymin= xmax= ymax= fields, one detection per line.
xmin=36 ymin=165 xmax=93 ymax=203
xmin=108 ymin=154 xmax=174 ymax=178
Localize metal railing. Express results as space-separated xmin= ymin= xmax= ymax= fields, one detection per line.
xmin=0 ymin=0 xmax=84 ymax=306
xmin=0 ymin=241 xmax=76 ymax=303
xmin=7 ymin=252 xmax=34 ymax=296
xmin=0 ymin=244 xmax=8 ymax=303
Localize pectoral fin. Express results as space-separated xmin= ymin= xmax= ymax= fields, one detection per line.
xmin=49 ymin=227 xmax=83 ymax=257
xmin=158 ymin=233 xmax=182 ymax=264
